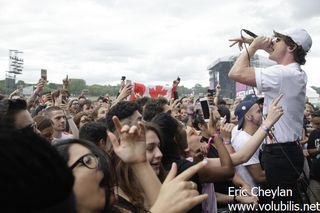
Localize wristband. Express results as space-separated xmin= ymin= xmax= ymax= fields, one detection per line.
xmin=224 ymin=140 xmax=231 ymax=145
xmin=207 ymin=137 xmax=213 ymax=150
xmin=214 ymin=133 xmax=221 ymax=140
xmin=260 ymin=123 xmax=270 ymax=133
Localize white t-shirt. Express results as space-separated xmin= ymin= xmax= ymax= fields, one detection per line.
xmin=52 ymin=132 xmax=73 ymax=144
xmin=255 ymin=63 xmax=307 ymax=142
xmin=232 ymin=130 xmax=260 ymax=188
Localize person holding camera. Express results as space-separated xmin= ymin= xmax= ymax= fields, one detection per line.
xmin=228 ymin=27 xmax=312 ymax=203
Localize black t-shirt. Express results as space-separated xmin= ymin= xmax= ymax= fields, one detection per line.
xmin=307 ymin=129 xmax=320 ymax=180
xmin=116 ymin=195 xmax=139 ymax=213
xmin=164 ymin=159 xmax=202 ymax=213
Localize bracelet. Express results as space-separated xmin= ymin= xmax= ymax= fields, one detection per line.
xmin=260 ymin=123 xmax=270 ymax=133
xmin=214 ymin=133 xmax=221 ymax=140
xmin=224 ymin=140 xmax=231 ymax=145
xmin=208 ymin=137 xmax=213 ymax=147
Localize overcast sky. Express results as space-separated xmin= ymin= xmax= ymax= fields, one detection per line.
xmin=1 ymin=0 xmax=319 ymax=88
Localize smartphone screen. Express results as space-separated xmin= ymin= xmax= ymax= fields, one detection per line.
xmin=200 ymin=98 xmax=210 ymax=122
xmin=41 ymin=69 xmax=47 ymax=81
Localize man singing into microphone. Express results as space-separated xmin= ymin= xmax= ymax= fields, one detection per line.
xmin=228 ymin=28 xmax=312 ymax=204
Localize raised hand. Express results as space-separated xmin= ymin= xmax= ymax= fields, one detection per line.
xmin=150 ymin=161 xmax=208 ymax=213
xmin=220 ymin=122 xmax=235 ymax=141
xmin=170 ymin=98 xmax=181 ymax=117
xmin=62 ymin=75 xmax=69 ymax=89
xmin=117 ymin=83 xmax=133 ymax=102
xmin=229 ymin=37 xmax=253 ymax=51
xmin=108 ymin=116 xmax=146 ymax=164
xmin=251 ymin=36 xmax=274 ymax=53
xmin=208 ymin=108 xmax=220 ymax=135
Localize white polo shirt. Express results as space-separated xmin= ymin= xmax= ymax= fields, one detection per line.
xmin=255 ymin=63 xmax=307 ymax=142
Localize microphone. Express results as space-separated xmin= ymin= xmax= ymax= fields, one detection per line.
xmin=242 ymin=29 xmax=258 ymax=38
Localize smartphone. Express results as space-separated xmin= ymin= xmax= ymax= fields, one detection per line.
xmin=200 ymin=97 xmax=210 ymax=122
xmin=41 ymin=69 xmax=47 ymax=81
xmin=126 ymin=80 xmax=132 ymax=85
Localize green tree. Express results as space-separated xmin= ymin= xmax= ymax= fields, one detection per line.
xmin=16 ymin=80 xmax=26 ymax=86
xmin=311 ymin=86 xmax=320 ymax=95
xmin=177 ymin=85 xmax=192 ymax=96
xmin=69 ymin=79 xmax=87 ymax=95
xmin=0 ymin=80 xmax=5 ymax=94
xmin=88 ymin=84 xmax=108 ymax=96
xmin=192 ymin=83 xmax=208 ymax=96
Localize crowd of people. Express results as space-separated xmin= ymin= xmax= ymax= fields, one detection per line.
xmin=0 ymin=27 xmax=319 ymax=213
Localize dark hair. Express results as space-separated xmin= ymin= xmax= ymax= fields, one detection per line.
xmin=179 ymin=96 xmax=188 ymax=104
xmin=106 ymin=101 xmax=139 ymax=132
xmin=191 ymin=109 xmax=205 ymax=130
xmin=79 ymin=99 xmax=92 ymax=111
xmin=78 ymin=95 xmax=86 ymax=100
xmin=43 ymin=106 xmax=63 ymax=118
xmin=218 ymin=105 xmax=231 ymax=123
xmin=157 ymin=97 xmax=169 ymax=106
xmin=54 ymin=139 xmax=115 ymax=213
xmin=0 ymin=127 xmax=75 ymax=212
xmin=0 ymin=98 xmax=27 ymax=128
xmin=312 ymin=110 xmax=320 ymax=118
xmin=73 ymin=112 xmax=92 ymax=128
xmin=151 ymin=113 xmax=180 ymax=166
xmin=275 ymin=32 xmax=307 ymax=65
xmin=68 ymin=99 xmax=80 ymax=114
xmin=218 ymin=99 xmax=226 ymax=105
xmin=144 ymin=122 xmax=167 ymax=182
xmin=92 ymin=105 xmax=102 ymax=120
xmin=33 ymin=115 xmax=54 ymax=131
xmin=305 ymin=102 xmax=315 ymax=110
xmin=143 ymin=98 xmax=169 ymax=122
xmin=135 ymin=96 xmax=151 ymax=114
xmin=79 ymin=122 xmax=107 ymax=146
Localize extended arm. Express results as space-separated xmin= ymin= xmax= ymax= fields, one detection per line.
xmin=202 ymin=94 xmax=284 ymax=167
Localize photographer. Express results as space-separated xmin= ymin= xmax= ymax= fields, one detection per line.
xmin=228 ymin=27 xmax=312 ymax=203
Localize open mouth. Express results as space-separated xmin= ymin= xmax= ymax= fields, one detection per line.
xmin=151 ymin=162 xmax=160 ymax=168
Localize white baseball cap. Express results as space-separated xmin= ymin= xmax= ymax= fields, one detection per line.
xmin=274 ymin=27 xmax=312 ymax=52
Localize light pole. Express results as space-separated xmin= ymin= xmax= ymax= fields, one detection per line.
xmin=5 ymin=50 xmax=24 ymax=94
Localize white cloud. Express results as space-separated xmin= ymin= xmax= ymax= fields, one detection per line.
xmin=0 ymin=0 xmax=319 ymax=88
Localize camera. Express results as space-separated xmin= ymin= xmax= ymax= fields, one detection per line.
xmin=207 ymin=89 xmax=216 ymax=97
